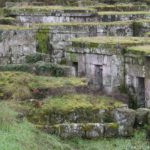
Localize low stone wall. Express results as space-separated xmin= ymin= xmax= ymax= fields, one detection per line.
xmin=45 ymin=108 xmax=136 ymax=138
xmin=41 ymin=107 xmax=150 ymax=139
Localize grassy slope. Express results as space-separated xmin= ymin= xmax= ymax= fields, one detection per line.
xmin=0 ymin=102 xmax=72 ymax=150
xmin=0 ymin=72 xmax=150 ymax=149
xmin=68 ymin=131 xmax=150 ymax=150
xmin=126 ymin=45 xmax=150 ymax=55
xmin=1 ymin=101 xmax=150 ymax=150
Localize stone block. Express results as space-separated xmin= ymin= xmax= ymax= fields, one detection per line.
xmin=136 ymin=108 xmax=150 ymax=126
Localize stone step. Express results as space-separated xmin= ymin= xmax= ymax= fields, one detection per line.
xmin=46 ymin=121 xmax=134 ymax=138
xmin=42 ymin=108 xmax=136 ymax=139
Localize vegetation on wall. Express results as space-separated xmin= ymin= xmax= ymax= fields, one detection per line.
xmin=36 ymin=29 xmax=49 ymax=54
xmin=0 ymin=62 xmax=71 ymax=77
xmin=132 ymin=21 xmax=143 ymax=37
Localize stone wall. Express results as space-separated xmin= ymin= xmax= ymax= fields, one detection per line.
xmin=47 ymin=23 xmax=132 ymax=63
xmin=43 ymin=107 xmax=150 ymax=139
xmin=66 ymin=46 xmax=124 ymax=94
xmin=0 ymin=30 xmax=36 ymax=64
xmin=125 ymin=54 xmax=150 ymax=108
xmin=10 ymin=10 xmax=97 ymax=26
xmin=98 ymin=13 xmax=150 ymax=22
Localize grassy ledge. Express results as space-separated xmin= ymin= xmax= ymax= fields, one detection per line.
xmin=70 ymin=36 xmax=150 ymax=48
xmin=0 ymin=24 xmax=33 ymax=30
xmin=34 ymin=20 xmax=132 ymax=28
xmin=126 ymin=45 xmax=150 ymax=55
xmin=98 ymin=11 xmax=150 ymax=16
xmin=93 ymin=3 xmax=148 ymax=11
xmin=0 ymin=71 xmax=86 ymax=100
xmin=40 ymin=94 xmax=123 ymax=112
xmin=4 ymin=6 xmax=95 ymax=15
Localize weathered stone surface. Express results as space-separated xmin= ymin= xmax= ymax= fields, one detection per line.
xmin=112 ymin=108 xmax=136 ymax=136
xmin=136 ymin=108 xmax=150 ymax=126
xmin=118 ymin=125 xmax=134 ymax=137
xmin=98 ymin=13 xmax=150 ymax=22
xmin=48 ymin=109 xmax=112 ymax=125
xmin=49 ymin=122 xmax=138 ymax=138
xmin=112 ymin=108 xmax=136 ymax=127
xmin=104 ymin=123 xmax=118 ymax=138
xmin=0 ymin=30 xmax=36 ymax=65
xmin=49 ymin=123 xmax=105 ymax=139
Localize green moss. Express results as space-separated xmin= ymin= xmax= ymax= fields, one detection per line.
xmin=70 ymin=53 xmax=77 ymax=62
xmin=35 ymin=94 xmax=123 ymax=114
xmin=0 ymin=17 xmax=16 ymax=25
xmin=81 ymin=123 xmax=94 ymax=132
xmin=29 ymin=94 xmax=123 ymax=124
xmin=36 ymin=29 xmax=49 ymax=53
xmin=132 ymin=21 xmax=143 ymax=37
xmin=25 ymin=53 xmax=43 ymax=63
xmin=107 ymin=123 xmax=118 ymax=129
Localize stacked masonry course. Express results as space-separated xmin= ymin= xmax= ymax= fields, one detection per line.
xmin=0 ymin=1 xmax=150 ymax=139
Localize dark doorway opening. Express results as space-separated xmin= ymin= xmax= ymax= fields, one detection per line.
xmin=137 ymin=77 xmax=145 ymax=107
xmin=95 ymin=65 xmax=103 ymax=90
xmin=73 ymin=62 xmax=78 ymax=77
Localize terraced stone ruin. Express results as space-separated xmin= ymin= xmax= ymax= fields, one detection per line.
xmin=0 ymin=0 xmax=150 ymax=143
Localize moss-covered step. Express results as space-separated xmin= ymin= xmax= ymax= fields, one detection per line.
xmin=41 ymin=108 xmax=135 ymax=138
xmin=98 ymin=11 xmax=150 ymax=22
xmin=94 ymin=3 xmax=149 ymax=11
xmin=0 ymin=71 xmax=86 ymax=100
xmin=29 ymin=93 xmax=125 ymax=125
xmin=126 ymin=45 xmax=150 ymax=55
xmin=68 ymin=36 xmax=150 ymax=54
xmin=48 ymin=119 xmax=135 ymax=139
xmin=49 ymin=123 xmax=119 ymax=139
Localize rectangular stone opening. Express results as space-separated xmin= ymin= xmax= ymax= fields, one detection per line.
xmin=95 ymin=65 xmax=103 ymax=90
xmin=73 ymin=62 xmax=78 ymax=77
xmin=137 ymin=77 xmax=145 ymax=107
